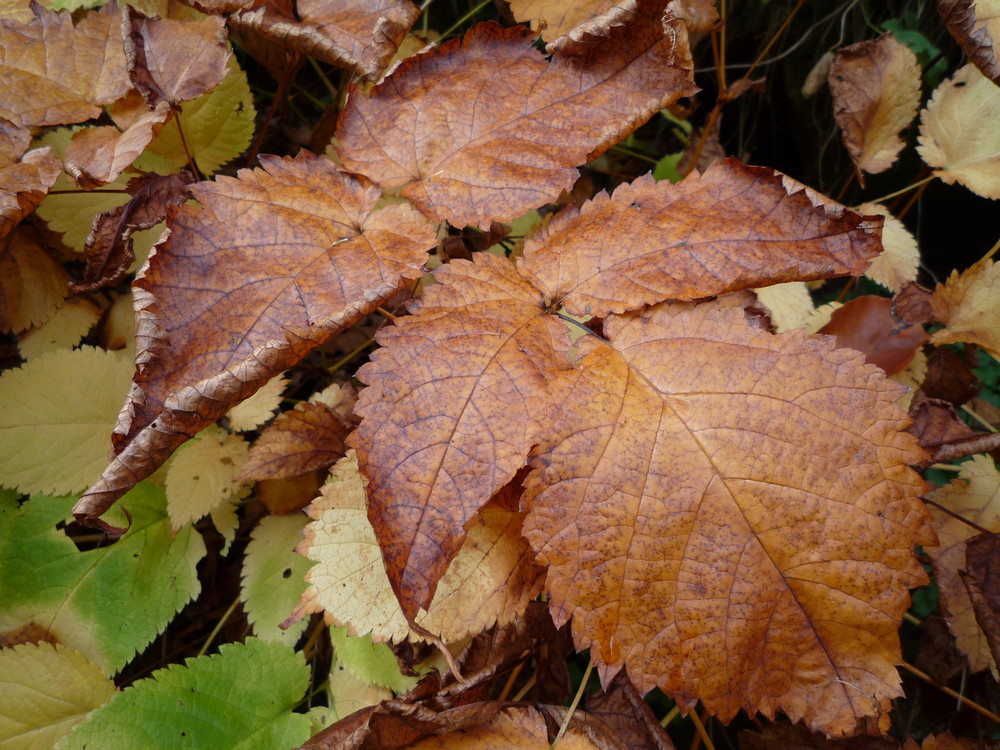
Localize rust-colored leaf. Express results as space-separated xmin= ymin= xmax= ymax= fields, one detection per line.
xmin=239 ymin=400 xmax=350 ymax=481
xmin=829 ymin=33 xmax=921 ymax=181
xmin=0 ymin=145 xmax=61 ymax=241
xmin=904 ymin=391 xmax=1000 ymax=464
xmin=584 ymin=671 xmax=676 ymax=750
xmin=938 ymin=0 xmax=1000 ymax=85
xmin=353 ymin=252 xmax=571 ymax=616
xmin=0 ymin=2 xmax=130 ymax=128
xmin=519 ymin=161 xmax=883 ymax=317
xmin=124 ymin=9 xmax=231 ymax=107
xmin=337 ymin=16 xmax=696 ymax=228
xmin=961 ymin=531 xmax=1000 ymax=670
xmin=922 ymin=346 xmax=980 ymax=406
xmin=73 ymin=151 xmax=436 ymax=528
xmin=0 ymin=225 xmax=68 ymax=334
xmin=817 ymin=295 xmax=928 ymax=375
xmin=521 ymin=301 xmax=932 ymax=734
xmin=74 ymin=172 xmax=195 ymax=293
xmin=63 ymin=102 xmax=172 ymax=189
xmin=0 ymin=119 xmax=30 ymax=168
xmin=230 ymin=0 xmax=418 ymax=80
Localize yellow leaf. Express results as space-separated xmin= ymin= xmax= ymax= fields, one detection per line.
xmin=165 ymin=424 xmax=248 ymax=529
xmin=0 ymin=642 xmax=116 ymax=750
xmin=0 ymin=346 xmax=133 ymax=495
xmin=18 ymin=295 xmax=102 ymax=360
xmin=918 ymin=64 xmax=1000 ymax=199
xmin=753 ymin=281 xmax=814 ymax=331
xmin=857 ymin=202 xmax=919 ymax=293
xmin=931 ymin=258 xmax=1000 ymax=361
xmin=226 ymin=373 xmax=289 ymax=432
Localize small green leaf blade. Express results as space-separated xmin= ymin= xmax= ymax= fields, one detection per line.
xmin=0 ymin=484 xmax=204 ymax=674
xmin=59 ymin=638 xmax=311 ymax=750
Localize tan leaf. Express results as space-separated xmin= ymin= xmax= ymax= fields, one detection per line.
xmin=522 ymin=301 xmax=931 ymax=734
xmin=0 ymin=145 xmax=61 ymax=241
xmin=938 ymin=0 xmax=1000 ymax=85
xmin=925 ymin=455 xmax=1000 ymax=677
xmin=73 ymin=151 xmax=436 ymax=529
xmin=18 ymin=294 xmax=103 ymax=360
xmin=292 ymin=451 xmax=544 ymax=645
xmin=352 ymin=253 xmax=571 ymax=616
xmin=63 ymin=103 xmax=172 ymax=189
xmin=829 ymin=33 xmax=921 ymax=180
xmin=229 ymin=0 xmax=419 ymax=80
xmin=0 ymin=2 xmax=130 ymax=128
xmin=918 ymin=63 xmax=1000 ymax=199
xmin=507 ymin=0 xmax=640 ymax=53
xmin=666 ymin=0 xmax=719 ymax=33
xmin=856 ymin=202 xmax=919 ymax=292
xmin=124 ymin=9 xmax=231 ymax=107
xmin=930 ymin=258 xmax=1000 ymax=360
xmin=518 ymin=162 xmax=882 ymax=317
xmin=0 ymin=225 xmax=68 ymax=334
xmin=239 ymin=400 xmax=350 ymax=481
xmin=753 ymin=282 xmax=814 ymax=332
xmin=337 ymin=16 xmax=696 ymax=228
xmin=226 ymin=372 xmax=289 ymax=432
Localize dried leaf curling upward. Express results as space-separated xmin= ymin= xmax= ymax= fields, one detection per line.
xmin=337 ymin=15 xmax=696 ymax=228
xmin=521 ymin=301 xmax=933 ymax=735
xmin=74 ymin=151 xmax=437 ymax=528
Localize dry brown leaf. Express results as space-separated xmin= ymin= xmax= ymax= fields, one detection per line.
xmin=740 ymin=722 xmax=902 ymax=750
xmin=829 ymin=33 xmax=921 ymax=181
xmin=63 ymin=102 xmax=172 ymax=189
xmin=507 ymin=0 xmax=640 ymax=54
xmin=921 ymin=734 xmax=994 ymax=750
xmin=124 ymin=9 xmax=231 ymax=107
xmin=353 ymin=253 xmax=570 ymax=617
xmin=0 ymin=145 xmax=61 ymax=241
xmin=922 ymin=346 xmax=980 ymax=406
xmin=522 ymin=300 xmax=932 ymax=734
xmin=818 ymin=295 xmax=928 ymax=375
xmin=230 ymin=0 xmax=418 ymax=80
xmin=961 ymin=531 xmax=1000 ymax=670
xmin=926 ymin=454 xmax=1000 ymax=677
xmin=0 ymin=119 xmax=30 ymax=167
xmin=931 ymin=258 xmax=1000 ymax=361
xmin=0 ymin=2 xmax=130 ymax=128
xmin=584 ymin=671 xmax=676 ymax=750
xmin=337 ymin=16 xmax=696 ymax=228
xmin=666 ymin=0 xmax=719 ymax=33
xmin=239 ymin=400 xmax=349 ymax=481
xmin=0 ymin=225 xmax=68 ymax=334
xmin=518 ymin=161 xmax=883 ymax=317
xmin=918 ymin=64 xmax=1000 ymax=199
xmin=73 ymin=151 xmax=436 ymax=528
xmin=938 ymin=0 xmax=1000 ymax=85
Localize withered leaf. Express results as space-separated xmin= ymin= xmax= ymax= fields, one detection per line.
xmin=507 ymin=0 xmax=641 ymax=54
xmin=0 ymin=2 xmax=129 ymax=128
xmin=0 ymin=119 xmax=30 ymax=168
xmin=337 ymin=18 xmax=696 ymax=228
xmin=0 ymin=225 xmax=68 ymax=334
xmin=0 ymin=145 xmax=61 ymax=241
xmin=829 ymin=33 xmax=921 ymax=180
xmin=63 ymin=102 xmax=172 ymax=189
xmin=74 ymin=172 xmax=195 ymax=293
xmin=230 ymin=0 xmax=418 ymax=80
xmin=817 ymin=295 xmax=928 ymax=376
xmin=519 ymin=161 xmax=883 ymax=317
xmin=740 ymin=722 xmax=902 ymax=750
xmin=904 ymin=391 xmax=1000 ymax=464
xmin=584 ymin=671 xmax=676 ymax=750
xmin=922 ymin=346 xmax=980 ymax=406
xmin=931 ymin=258 xmax=1000 ymax=361
xmin=938 ymin=0 xmax=1000 ymax=85
xmin=124 ymin=9 xmax=231 ymax=107
xmin=238 ymin=400 xmax=350 ymax=481
xmin=353 ymin=252 xmax=571 ymax=616
xmin=521 ymin=301 xmax=932 ymax=734
xmin=961 ymin=531 xmax=1000 ymax=670
xmin=73 ymin=151 xmax=436 ymax=528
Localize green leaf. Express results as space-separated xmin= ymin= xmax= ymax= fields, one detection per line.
xmin=653 ymin=151 xmax=684 ymax=183
xmin=134 ymin=61 xmax=255 ymax=176
xmin=60 ymin=639 xmax=311 ymax=750
xmin=0 ymin=642 xmax=116 ymax=750
xmin=329 ymin=626 xmax=418 ymax=694
xmin=0 ymin=484 xmax=204 ymax=673
xmin=241 ymin=514 xmax=312 ymax=646
xmin=0 ymin=346 xmax=134 ymax=495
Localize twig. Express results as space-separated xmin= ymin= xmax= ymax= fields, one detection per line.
xmin=551 ymin=657 xmax=593 ymax=749
xmin=901 ymin=661 xmax=1000 ymax=725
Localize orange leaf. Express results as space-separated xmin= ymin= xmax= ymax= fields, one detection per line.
xmin=337 ymin=16 xmax=696 ymax=228
xmin=0 ymin=145 xmax=61 ymax=241
xmin=353 ymin=252 xmax=571 ymax=616
xmin=817 ymin=295 xmax=928 ymax=376
xmin=518 ymin=161 xmax=883 ymax=317
xmin=829 ymin=33 xmax=921 ymax=180
xmin=124 ymin=9 xmax=232 ymax=107
xmin=73 ymin=151 xmax=436 ymax=528
xmin=521 ymin=301 xmax=932 ymax=734
xmin=0 ymin=2 xmax=130 ymax=128
xmin=230 ymin=0 xmax=419 ymax=80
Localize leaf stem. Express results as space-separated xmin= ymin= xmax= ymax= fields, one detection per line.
xmin=868 ymin=175 xmax=934 ymax=205
xmin=197 ymin=595 xmax=241 ymax=656
xmin=306 ymin=55 xmax=340 ymax=101
xmin=982 ymin=235 xmax=1000 ymax=262
xmin=550 ymin=657 xmax=592 ymax=749
xmin=326 ymin=337 xmax=376 ymax=375
xmin=438 ymin=0 xmax=491 ymax=40
xmin=689 ymin=708 xmax=716 ymax=750
xmin=173 ymin=114 xmax=202 ymax=182
xmin=660 ymin=704 xmax=681 ymax=727
xmin=901 ymin=661 xmax=1000 ymax=725
xmin=923 ymin=498 xmax=992 ymax=535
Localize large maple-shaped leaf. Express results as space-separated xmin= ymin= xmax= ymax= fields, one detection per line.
xmin=74 ymin=151 xmax=436 ymax=527
xmin=522 ymin=301 xmax=933 ymax=734
xmin=0 ymin=2 xmax=129 ymax=128
xmin=356 ymin=162 xmax=886 ymax=619
xmin=336 ymin=15 xmax=696 ymax=228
